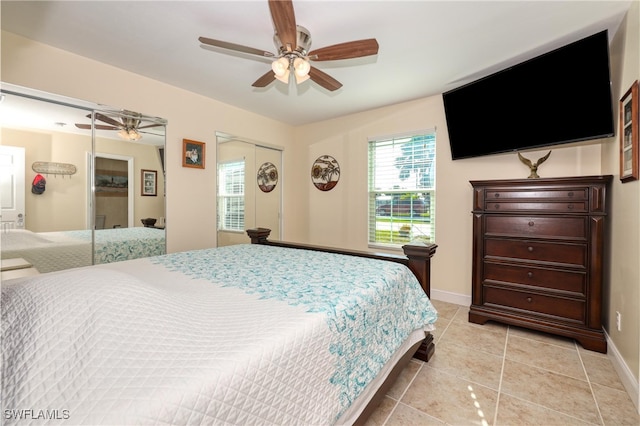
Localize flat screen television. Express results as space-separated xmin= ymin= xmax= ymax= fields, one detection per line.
xmin=443 ymin=30 xmax=614 ymax=160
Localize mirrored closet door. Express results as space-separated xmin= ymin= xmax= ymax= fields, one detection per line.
xmin=0 ymin=83 xmax=167 ymax=274
xmin=216 ymin=132 xmax=282 ymax=247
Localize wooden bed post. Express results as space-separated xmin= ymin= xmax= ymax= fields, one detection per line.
xmin=247 ymin=227 xmax=271 ymax=244
xmin=402 ymin=243 xmax=437 ymax=299
xmin=246 ymin=228 xmax=438 ymax=363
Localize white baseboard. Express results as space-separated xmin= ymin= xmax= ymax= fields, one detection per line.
xmin=430 ymin=288 xmax=471 ymax=307
xmin=605 ymin=330 xmax=640 ymax=414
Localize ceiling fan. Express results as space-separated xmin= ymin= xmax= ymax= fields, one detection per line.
xmin=75 ymin=111 xmax=163 ymax=141
xmin=198 ymin=0 xmax=379 ymax=91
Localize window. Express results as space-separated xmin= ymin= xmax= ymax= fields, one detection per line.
xmin=217 ymin=160 xmax=245 ymax=231
xmin=368 ymin=131 xmax=436 ymax=247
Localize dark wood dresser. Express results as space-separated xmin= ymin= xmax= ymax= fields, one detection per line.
xmin=469 ymin=175 xmax=612 ymax=352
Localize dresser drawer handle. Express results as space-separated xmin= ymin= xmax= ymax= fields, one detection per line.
xmin=526 ymin=297 xmax=532 ymax=303
xmin=494 ymin=193 xmax=500 ymax=198
xmin=528 ymin=221 xmax=535 ymax=227
xmin=567 ymin=204 xmax=574 ymax=210
xmin=527 ymin=272 xmax=533 ymax=278
xmin=527 ymin=246 xmax=534 ymax=252
xmin=568 ymin=191 xmax=574 ymax=197
xmin=494 ymin=204 xmax=500 ymax=209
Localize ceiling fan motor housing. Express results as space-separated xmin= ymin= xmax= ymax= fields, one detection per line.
xmin=274 ymin=25 xmax=311 ymax=56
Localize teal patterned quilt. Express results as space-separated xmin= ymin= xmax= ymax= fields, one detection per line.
xmin=63 ymin=227 xmax=165 ymax=263
xmin=1 ymin=227 xmax=165 ymax=273
xmin=2 ymin=243 xmax=437 ymax=425
xmin=153 ymin=244 xmax=438 ymax=419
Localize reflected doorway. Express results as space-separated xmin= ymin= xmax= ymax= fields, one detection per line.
xmin=0 ymin=146 xmax=26 ymax=229
xmin=94 ymin=154 xmax=133 ymax=229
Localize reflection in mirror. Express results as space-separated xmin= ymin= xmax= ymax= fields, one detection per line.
xmin=91 ymin=109 xmax=166 ymax=265
xmin=0 ymin=84 xmax=167 ymax=275
xmin=216 ymin=131 xmax=282 ymax=247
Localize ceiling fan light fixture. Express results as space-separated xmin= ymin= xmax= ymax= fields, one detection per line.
xmin=293 ymin=57 xmax=310 ymax=77
xmin=294 ymin=73 xmax=310 ymax=84
xmin=271 ymin=57 xmax=290 ymax=77
xmin=274 ymin=69 xmax=290 ymax=84
xmin=118 ymin=128 xmax=142 ymax=141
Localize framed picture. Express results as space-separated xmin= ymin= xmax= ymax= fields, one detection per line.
xmin=141 ymin=169 xmax=157 ymax=196
xmin=183 ymin=139 xmax=205 ymax=169
xmin=620 ymin=81 xmax=638 ymax=182
xmin=95 ymin=169 xmax=128 ymax=197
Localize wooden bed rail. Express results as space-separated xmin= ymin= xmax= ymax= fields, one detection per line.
xmin=246 ymin=228 xmax=438 ymax=362
xmin=246 ymin=228 xmax=437 ymax=297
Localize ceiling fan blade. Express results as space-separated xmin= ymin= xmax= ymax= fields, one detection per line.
xmin=75 ymin=123 xmax=119 ymax=131
xmin=138 ymin=129 xmax=164 ymax=135
xmin=308 ymin=39 xmax=379 ymax=61
xmin=269 ymin=0 xmax=297 ymax=52
xmin=252 ymin=70 xmax=276 ymax=88
xmin=87 ymin=112 xmax=123 ymax=128
xmin=137 ymin=123 xmax=165 ymax=130
xmin=309 ymin=66 xmax=342 ymax=91
xmin=198 ymin=36 xmax=275 ymax=58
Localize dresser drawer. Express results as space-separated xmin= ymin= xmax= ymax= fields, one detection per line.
xmin=485 ymin=239 xmax=587 ymax=267
xmin=485 ymin=215 xmax=586 ymax=239
xmin=486 ymin=201 xmax=588 ymax=213
xmin=484 ymin=285 xmax=585 ymax=322
xmin=485 ymin=188 xmax=588 ymax=201
xmin=470 ymin=176 xmax=611 ymax=352
xmin=483 ymin=262 xmax=586 ymax=295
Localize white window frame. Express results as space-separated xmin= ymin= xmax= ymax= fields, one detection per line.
xmin=217 ymin=159 xmax=245 ymax=232
xmin=368 ymin=130 xmax=436 ymax=249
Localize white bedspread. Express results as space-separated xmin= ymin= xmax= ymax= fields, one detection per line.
xmin=1 ymin=228 xmax=165 ymax=273
xmin=2 ymin=244 xmax=437 ymax=425
xmin=0 ymin=229 xmax=92 ymax=272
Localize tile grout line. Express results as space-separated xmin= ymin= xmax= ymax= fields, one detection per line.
xmin=381 ymin=361 xmax=424 ymax=425
xmin=576 ymin=345 xmax=606 ymax=425
xmin=492 ymin=325 xmax=510 ymax=426
xmin=381 ymin=308 xmax=457 ymax=425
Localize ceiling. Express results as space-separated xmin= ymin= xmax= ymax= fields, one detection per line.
xmin=0 ymin=1 xmax=633 ymax=126
xmin=0 ymin=85 xmax=166 ymax=146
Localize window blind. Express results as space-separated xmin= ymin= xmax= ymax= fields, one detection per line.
xmin=217 ymin=160 xmax=245 ymax=231
xmin=368 ymin=130 xmax=436 ymax=247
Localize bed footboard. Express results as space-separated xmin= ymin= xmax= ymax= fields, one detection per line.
xmin=246 ymin=228 xmax=437 ymax=362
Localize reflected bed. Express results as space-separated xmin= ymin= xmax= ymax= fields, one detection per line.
xmin=0 ymin=227 xmax=165 ymax=272
xmin=1 ymin=229 xmax=437 ymax=425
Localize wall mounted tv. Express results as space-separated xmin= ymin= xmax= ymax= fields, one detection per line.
xmin=443 ymin=30 xmax=614 ymax=160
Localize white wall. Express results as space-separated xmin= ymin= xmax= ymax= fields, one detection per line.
xmin=1 ymin=31 xmax=295 ymax=253
xmin=294 ymin=96 xmax=604 ymax=300
xmin=1 ymin=127 xmax=164 ymax=232
xmin=604 ymin=1 xmax=640 ymax=408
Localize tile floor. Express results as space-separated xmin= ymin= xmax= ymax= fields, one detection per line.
xmin=366 ymin=300 xmax=640 ymax=426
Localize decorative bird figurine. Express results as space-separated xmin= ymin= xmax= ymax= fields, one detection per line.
xmin=518 ymin=150 xmax=551 ymax=178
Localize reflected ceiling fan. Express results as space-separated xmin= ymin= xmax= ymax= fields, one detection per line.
xmin=198 ymin=0 xmax=379 ymax=91
xmin=75 ymin=111 xmax=163 ymax=141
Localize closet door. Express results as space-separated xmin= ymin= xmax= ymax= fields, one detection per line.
xmin=255 ymin=145 xmax=281 ymax=239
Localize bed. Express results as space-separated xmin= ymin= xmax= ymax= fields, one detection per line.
xmin=0 ymin=227 xmax=166 ymax=273
xmin=1 ymin=228 xmax=437 ymax=425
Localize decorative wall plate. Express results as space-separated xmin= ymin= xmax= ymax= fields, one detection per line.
xmin=32 ymin=161 xmax=77 ymax=176
xmin=311 ymin=155 xmax=340 ymax=191
xmin=257 ymin=162 xmax=278 ymax=193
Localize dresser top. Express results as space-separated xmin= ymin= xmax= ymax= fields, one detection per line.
xmin=470 ymin=175 xmax=613 ymax=187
